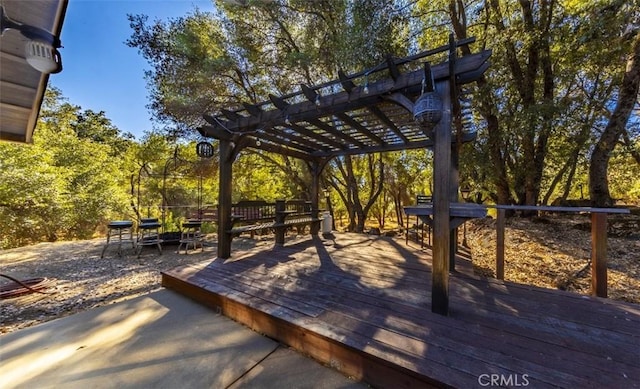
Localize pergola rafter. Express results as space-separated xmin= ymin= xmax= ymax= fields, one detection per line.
xmin=198 ymin=40 xmax=490 ymax=160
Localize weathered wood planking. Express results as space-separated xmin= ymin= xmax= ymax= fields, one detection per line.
xmin=163 ymin=233 xmax=640 ymax=389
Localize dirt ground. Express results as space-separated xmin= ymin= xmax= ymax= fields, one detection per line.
xmin=1 ymin=213 xmax=639 ymax=335
xmin=465 ymin=212 xmax=640 ymax=303
xmin=0 ymin=235 xmax=271 ymax=335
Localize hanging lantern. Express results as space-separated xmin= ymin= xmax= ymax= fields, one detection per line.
xmin=413 ymin=62 xmax=443 ymax=126
xmin=196 ymin=141 xmax=214 ymax=158
xmin=413 ymin=92 xmax=443 ymax=125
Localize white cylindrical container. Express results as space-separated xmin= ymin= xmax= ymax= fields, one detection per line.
xmin=322 ymin=212 xmax=332 ymax=233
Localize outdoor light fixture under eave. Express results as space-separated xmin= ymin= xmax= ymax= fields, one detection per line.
xmin=0 ymin=6 xmax=63 ymax=74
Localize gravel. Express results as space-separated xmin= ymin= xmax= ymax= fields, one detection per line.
xmin=2 ymin=214 xmax=638 ymax=335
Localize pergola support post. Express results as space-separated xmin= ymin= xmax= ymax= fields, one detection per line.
xmin=591 ymin=212 xmax=608 ymax=297
xmin=449 ymin=141 xmax=459 ymax=271
xmin=275 ymin=199 xmax=286 ymax=245
xmin=217 ymin=139 xmax=233 ymax=259
xmin=309 ymin=160 xmax=322 ymax=235
xmin=448 ymin=33 xmax=459 ymax=272
xmin=496 ymin=208 xmax=506 ymax=280
xmin=431 ymin=79 xmax=452 ymax=316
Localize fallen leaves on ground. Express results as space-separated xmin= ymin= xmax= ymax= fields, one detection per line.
xmin=466 ymin=213 xmax=640 ymax=303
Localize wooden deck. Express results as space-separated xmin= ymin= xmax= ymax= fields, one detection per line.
xmin=162 ymin=233 xmax=640 ymax=388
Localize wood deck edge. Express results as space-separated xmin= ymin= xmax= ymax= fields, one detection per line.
xmin=161 ymin=271 xmax=446 ymax=389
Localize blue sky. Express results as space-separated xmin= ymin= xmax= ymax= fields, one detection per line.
xmin=51 ymin=0 xmax=216 ymax=139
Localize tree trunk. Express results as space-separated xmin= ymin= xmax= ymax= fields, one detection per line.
xmin=329 ymin=156 xmax=358 ymax=231
xmin=590 ymin=32 xmax=640 ymax=206
xmin=542 ymin=132 xmax=587 ymax=205
xmin=482 ymin=0 xmax=556 ymax=209
xmin=559 ymin=151 xmax=580 ymax=202
xmin=393 ymin=192 xmax=403 ymax=229
xmin=542 ymin=157 xmax=572 ymax=205
xmin=344 ymin=155 xmax=363 ymax=232
xmin=449 ymin=0 xmax=511 ymax=204
xmin=360 ymin=155 xmax=384 ymax=232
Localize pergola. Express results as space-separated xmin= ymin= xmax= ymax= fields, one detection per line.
xmin=199 ymin=35 xmax=491 ymax=315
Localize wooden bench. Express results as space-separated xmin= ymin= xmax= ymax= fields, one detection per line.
xmin=228 ymin=199 xmax=321 ymax=244
xmin=228 ymin=200 xmax=276 ymax=237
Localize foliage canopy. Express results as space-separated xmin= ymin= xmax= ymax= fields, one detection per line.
xmin=2 ymin=0 xmax=639 ymax=248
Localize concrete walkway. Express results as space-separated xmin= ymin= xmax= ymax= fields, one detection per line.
xmin=0 ymin=289 xmax=366 ymax=389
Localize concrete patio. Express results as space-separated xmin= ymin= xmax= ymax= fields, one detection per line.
xmin=0 ymin=289 xmax=365 ymax=389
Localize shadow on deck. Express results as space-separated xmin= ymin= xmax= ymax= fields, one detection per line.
xmin=162 ymin=232 xmax=640 ymax=388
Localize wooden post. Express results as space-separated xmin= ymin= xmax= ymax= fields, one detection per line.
xmin=496 ymin=208 xmax=505 ymax=280
xmin=448 ymin=32 xmax=458 ymax=273
xmin=217 ymin=140 xmax=233 ymax=259
xmin=591 ymin=212 xmax=608 ymax=298
xmin=275 ymin=200 xmax=286 ymax=245
xmin=449 ymin=229 xmax=457 ymax=270
xmin=431 ymin=78 xmax=452 ymax=316
xmin=449 ymin=144 xmax=458 ymax=269
xmin=309 ymin=161 xmax=321 ymax=235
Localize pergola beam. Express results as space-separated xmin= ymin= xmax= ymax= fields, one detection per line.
xmin=221 ymin=109 xmax=243 ymax=121
xmin=200 ymin=49 xmax=491 ymax=165
xmin=251 ymin=130 xmax=316 ymax=154
xmin=242 ymin=102 xmax=263 ymax=116
xmin=210 ymin=37 xmax=477 ymax=120
xmin=204 ymin=50 xmax=491 ymax=135
xmin=386 ymin=54 xmax=401 ymax=81
xmin=200 ymin=47 xmax=491 ymax=164
xmin=301 ymin=84 xmax=319 ymax=104
xmin=306 ymin=131 xmax=477 ymax=158
xmin=198 ymin=125 xmax=235 ymax=141
xmin=242 ymin=138 xmax=314 ymax=161
xmin=338 ymin=69 xmax=356 ymax=93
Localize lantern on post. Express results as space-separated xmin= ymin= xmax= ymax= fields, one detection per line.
xmin=413 ymin=62 xmax=442 ymax=135
xmin=196 ymin=141 xmax=214 ymax=159
xmin=460 ymin=187 xmax=471 ymax=202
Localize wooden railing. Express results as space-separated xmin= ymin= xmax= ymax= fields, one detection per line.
xmin=183 ymin=199 xmax=314 ymax=226
xmin=487 ymin=205 xmax=630 ymax=298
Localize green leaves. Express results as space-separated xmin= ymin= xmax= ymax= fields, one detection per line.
xmin=0 ymin=90 xmax=133 ymax=248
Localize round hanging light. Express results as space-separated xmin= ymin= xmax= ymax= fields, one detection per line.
xmin=413 ymin=62 xmax=442 ymax=128
xmin=413 ymin=91 xmax=443 ymax=125
xmin=25 ymin=40 xmax=62 ymax=74
xmin=196 ymin=141 xmax=214 ymax=158
xmin=1 ymin=6 xmax=63 ymax=74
